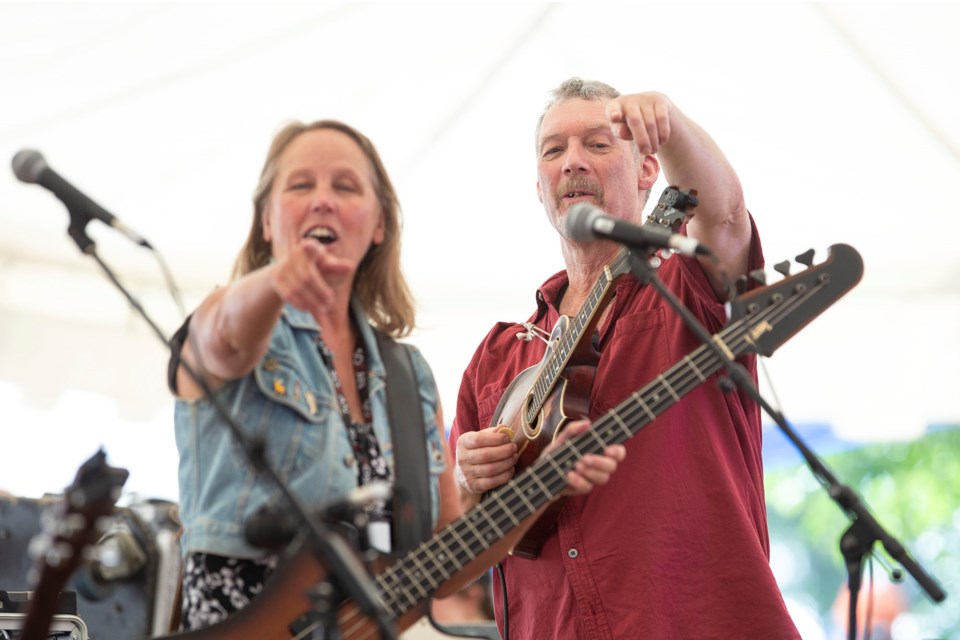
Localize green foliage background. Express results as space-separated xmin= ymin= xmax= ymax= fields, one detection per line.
xmin=766 ymin=426 xmax=959 ymax=638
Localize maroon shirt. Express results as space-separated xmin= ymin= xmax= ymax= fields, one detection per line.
xmin=450 ymin=220 xmax=800 ymax=639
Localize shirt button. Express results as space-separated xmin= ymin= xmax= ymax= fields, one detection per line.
xmin=567 ymin=548 xmax=578 ymax=558
xmin=343 ymin=454 xmax=355 ymax=467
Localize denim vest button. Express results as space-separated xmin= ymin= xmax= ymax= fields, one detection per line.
xmin=264 ymin=357 xmax=279 ymax=371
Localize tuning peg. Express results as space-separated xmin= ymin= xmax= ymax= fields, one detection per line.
xmin=734 ymin=275 xmax=749 ymax=294
xmin=773 ymin=260 xmax=791 ymax=277
xmin=747 ymin=269 xmax=767 ymax=286
xmin=795 ymin=249 xmax=815 ymax=267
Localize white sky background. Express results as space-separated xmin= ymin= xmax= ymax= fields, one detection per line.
xmin=1 ymin=2 xmax=959 ymax=502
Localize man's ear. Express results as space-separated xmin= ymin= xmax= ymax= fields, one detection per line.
xmin=638 ymin=153 xmax=660 ymax=191
xmin=536 ymin=179 xmax=544 ymax=204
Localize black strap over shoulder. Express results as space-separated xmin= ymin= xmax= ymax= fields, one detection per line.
xmin=375 ymin=331 xmax=431 ymax=554
xmin=166 ymin=314 xmax=192 ymax=395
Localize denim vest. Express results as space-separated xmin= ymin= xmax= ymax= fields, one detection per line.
xmin=174 ymin=300 xmax=445 ymax=559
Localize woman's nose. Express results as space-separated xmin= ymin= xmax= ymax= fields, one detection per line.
xmin=310 ymin=187 xmax=335 ymax=213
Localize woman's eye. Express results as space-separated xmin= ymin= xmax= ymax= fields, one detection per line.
xmin=335 ymin=182 xmax=357 ymax=192
xmin=289 ymin=182 xmax=311 ymax=190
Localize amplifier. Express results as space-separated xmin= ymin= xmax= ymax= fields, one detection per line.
xmin=0 ymin=589 xmax=88 ymax=639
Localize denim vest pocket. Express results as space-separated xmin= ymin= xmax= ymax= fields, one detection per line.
xmin=229 ymin=356 xmax=335 ymax=518
xmin=254 ymin=354 xmax=331 ymax=425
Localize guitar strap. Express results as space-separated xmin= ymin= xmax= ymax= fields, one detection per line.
xmin=375 ymin=331 xmax=431 ymax=555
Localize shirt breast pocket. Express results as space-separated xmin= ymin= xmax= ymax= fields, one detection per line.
xmin=592 ymin=307 xmax=669 ymax=416
xmin=477 ymin=380 xmax=513 ymax=432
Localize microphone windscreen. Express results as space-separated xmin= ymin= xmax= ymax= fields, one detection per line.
xmin=12 ymin=149 xmax=46 ymax=183
xmin=565 ymin=202 xmax=600 ymax=241
xmin=244 ymin=504 xmax=295 ymax=551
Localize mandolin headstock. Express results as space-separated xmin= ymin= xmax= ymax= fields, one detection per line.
xmin=645 ymin=185 xmax=699 ymax=232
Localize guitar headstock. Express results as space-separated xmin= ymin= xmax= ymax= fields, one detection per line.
xmin=20 ymin=449 xmax=128 ymax=640
xmin=644 ymin=186 xmax=699 ymax=232
xmin=728 ymin=244 xmax=864 ymax=357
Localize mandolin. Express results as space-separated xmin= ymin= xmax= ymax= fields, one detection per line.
xmin=485 ymin=249 xmax=627 ymax=558
xmin=490 ymin=186 xmax=698 ymax=558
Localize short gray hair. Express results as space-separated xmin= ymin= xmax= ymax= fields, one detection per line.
xmin=535 ymin=77 xmax=621 ymax=150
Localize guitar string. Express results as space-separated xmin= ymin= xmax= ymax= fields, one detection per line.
xmin=376 ymin=312 xmax=764 ymax=616
xmin=375 ymin=277 xmax=823 ymax=618
xmin=336 ymin=274 xmax=828 ymax=638
xmin=340 ymin=280 xmax=824 ymax=639
xmin=539 ymin=278 xmax=823 ymax=481
xmin=409 ymin=278 xmax=820 ymax=613
xmin=527 ymin=250 xmax=629 ymax=423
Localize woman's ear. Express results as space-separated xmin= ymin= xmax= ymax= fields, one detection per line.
xmin=372 ymin=210 xmax=386 ymax=246
xmin=261 ymin=206 xmax=273 ymax=243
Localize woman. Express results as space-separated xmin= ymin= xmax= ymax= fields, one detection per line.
xmin=168 ymin=120 xmax=461 ymax=630
xmin=168 ymin=119 xmax=622 ymax=633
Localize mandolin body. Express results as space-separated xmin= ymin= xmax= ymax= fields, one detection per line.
xmin=486 ymin=316 xmax=599 ymax=558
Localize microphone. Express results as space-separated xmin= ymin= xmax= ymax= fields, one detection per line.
xmin=11 ymin=149 xmax=151 ymax=248
xmin=565 ymin=202 xmax=709 ymax=257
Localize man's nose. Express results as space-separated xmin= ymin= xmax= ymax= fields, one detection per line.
xmin=562 ymin=142 xmax=590 ymax=174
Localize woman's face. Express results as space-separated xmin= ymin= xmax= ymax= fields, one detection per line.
xmin=262 ymin=128 xmax=384 ymax=271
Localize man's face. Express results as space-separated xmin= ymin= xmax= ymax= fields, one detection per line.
xmin=536 ymin=97 xmax=648 ymax=238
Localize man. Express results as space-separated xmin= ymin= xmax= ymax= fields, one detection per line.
xmin=449 ymin=78 xmax=800 ymax=639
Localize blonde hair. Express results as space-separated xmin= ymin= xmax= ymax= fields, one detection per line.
xmin=232 ymin=119 xmax=415 ymax=337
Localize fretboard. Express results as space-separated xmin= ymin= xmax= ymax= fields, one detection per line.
xmin=523 ymin=249 xmax=630 ymax=425
xmin=374 ymin=269 xmax=828 ymax=618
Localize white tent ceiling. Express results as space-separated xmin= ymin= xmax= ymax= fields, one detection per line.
xmin=1 ymin=2 xmax=958 ymax=500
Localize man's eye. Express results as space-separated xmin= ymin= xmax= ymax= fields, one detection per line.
xmin=542 ymin=147 xmax=562 ymax=158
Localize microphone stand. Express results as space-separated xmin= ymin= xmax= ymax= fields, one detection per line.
xmin=625 ymin=250 xmax=946 ymax=640
xmin=62 ymin=209 xmax=398 ymax=639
